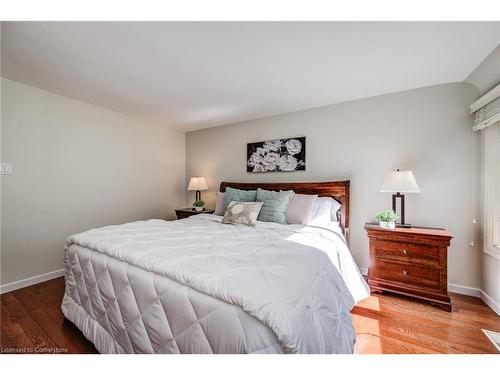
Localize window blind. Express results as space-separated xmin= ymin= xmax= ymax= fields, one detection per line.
xmin=471 ymin=83 xmax=500 ymax=131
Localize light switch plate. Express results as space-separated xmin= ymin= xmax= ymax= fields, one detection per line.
xmin=0 ymin=163 xmax=12 ymax=175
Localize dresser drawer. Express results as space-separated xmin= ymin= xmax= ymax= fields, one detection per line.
xmin=365 ymin=224 xmax=452 ymax=311
xmin=372 ymin=259 xmax=441 ymax=290
xmin=373 ymin=239 xmax=439 ymax=266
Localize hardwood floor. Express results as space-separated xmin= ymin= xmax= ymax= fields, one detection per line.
xmin=1 ymin=277 xmax=499 ymax=354
xmin=353 ymin=292 xmax=500 ymax=353
xmin=1 ymin=278 xmax=97 ymax=354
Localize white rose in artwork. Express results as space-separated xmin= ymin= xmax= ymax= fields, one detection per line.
xmin=261 ymin=151 xmax=280 ymax=171
xmin=263 ymin=151 xmax=280 ymax=164
xmin=278 ymin=155 xmax=298 ymax=171
xmin=248 ymin=152 xmax=263 ymax=167
xmin=253 ymin=164 xmax=268 ymax=173
xmin=285 ymin=139 xmax=302 ymax=155
xmin=255 ymin=147 xmax=266 ymax=155
xmin=266 ymin=163 xmax=277 ymax=171
xmin=263 ymin=139 xmax=282 ymax=152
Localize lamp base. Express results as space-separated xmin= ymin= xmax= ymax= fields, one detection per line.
xmin=396 ymin=223 xmax=413 ymax=228
xmin=392 ymin=193 xmax=409 ymax=226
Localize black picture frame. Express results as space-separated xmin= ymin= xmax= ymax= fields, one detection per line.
xmin=246 ymin=137 xmax=306 ymax=173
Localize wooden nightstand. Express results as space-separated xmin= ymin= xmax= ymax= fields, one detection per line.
xmin=175 ymin=208 xmax=215 ymax=220
xmin=364 ymin=223 xmax=453 ymax=311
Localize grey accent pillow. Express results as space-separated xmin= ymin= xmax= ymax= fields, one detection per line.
xmin=222 ymin=201 xmax=264 ymax=226
xmin=214 ymin=192 xmax=225 ymax=215
xmin=256 ymin=188 xmax=294 ymax=224
xmin=223 ymin=187 xmax=257 ymax=212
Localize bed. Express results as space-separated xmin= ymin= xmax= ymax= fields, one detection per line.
xmin=61 ymin=181 xmax=369 ymax=354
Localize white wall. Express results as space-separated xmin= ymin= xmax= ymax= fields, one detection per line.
xmin=465 ymin=44 xmax=500 ymax=94
xmin=1 ymin=78 xmax=186 ymax=286
xmin=186 ymin=82 xmax=481 ymax=290
xmin=466 ymin=44 xmax=500 ymax=313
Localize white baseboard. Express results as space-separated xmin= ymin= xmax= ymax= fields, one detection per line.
xmin=448 ymin=283 xmax=481 ymax=297
xmin=481 ymin=290 xmax=500 ymax=316
xmin=359 ymin=267 xmax=368 ymax=276
xmin=0 ymin=269 xmax=65 ymax=294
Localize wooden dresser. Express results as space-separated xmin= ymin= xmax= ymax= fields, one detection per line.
xmin=365 ymin=224 xmax=453 ymax=311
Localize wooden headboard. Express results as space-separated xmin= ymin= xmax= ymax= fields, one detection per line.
xmin=220 ymin=180 xmax=350 ymax=241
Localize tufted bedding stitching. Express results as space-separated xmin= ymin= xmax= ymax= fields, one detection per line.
xmin=62 ymin=214 xmax=368 ymax=354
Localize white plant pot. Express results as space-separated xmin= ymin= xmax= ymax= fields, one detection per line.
xmin=379 ymin=221 xmax=396 ymax=230
xmin=194 ymin=206 xmax=203 ymax=212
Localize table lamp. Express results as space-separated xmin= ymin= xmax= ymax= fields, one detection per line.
xmin=188 ymin=176 xmax=208 ymax=203
xmin=380 ymin=169 xmax=421 ymax=227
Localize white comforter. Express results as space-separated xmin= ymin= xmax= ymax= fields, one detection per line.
xmin=62 ymin=214 xmax=369 ymax=354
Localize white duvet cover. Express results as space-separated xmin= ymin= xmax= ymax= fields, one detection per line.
xmin=62 ymin=214 xmax=369 ymax=354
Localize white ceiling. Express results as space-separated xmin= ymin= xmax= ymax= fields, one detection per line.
xmin=1 ymin=22 xmax=499 ymax=131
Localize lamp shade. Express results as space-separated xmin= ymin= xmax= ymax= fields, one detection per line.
xmin=187 ymin=176 xmax=208 ymax=191
xmin=380 ymin=170 xmax=421 ymax=193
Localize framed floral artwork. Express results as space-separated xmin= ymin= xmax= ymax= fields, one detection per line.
xmin=247 ymin=137 xmax=306 ymax=173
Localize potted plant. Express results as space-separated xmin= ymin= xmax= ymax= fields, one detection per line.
xmin=375 ymin=210 xmax=399 ymax=230
xmin=193 ymin=200 xmax=205 ymax=212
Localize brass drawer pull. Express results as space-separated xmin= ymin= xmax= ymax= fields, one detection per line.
xmin=402 ymin=270 xmax=408 ymax=276
xmin=402 ymin=249 xmax=408 ymax=255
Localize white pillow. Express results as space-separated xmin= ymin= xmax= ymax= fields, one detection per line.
xmin=307 ymin=197 xmax=342 ymax=225
xmin=286 ymin=194 xmax=318 ymax=224
xmin=214 ymin=192 xmax=225 ymax=215
xmin=330 ymin=198 xmax=342 ymax=221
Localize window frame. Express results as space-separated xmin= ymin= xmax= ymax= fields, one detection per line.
xmin=482 ymin=122 xmax=500 ymax=260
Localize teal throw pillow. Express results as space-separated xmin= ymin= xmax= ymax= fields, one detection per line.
xmin=223 ymin=187 xmax=257 ymax=212
xmin=256 ymin=188 xmax=294 ymax=224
